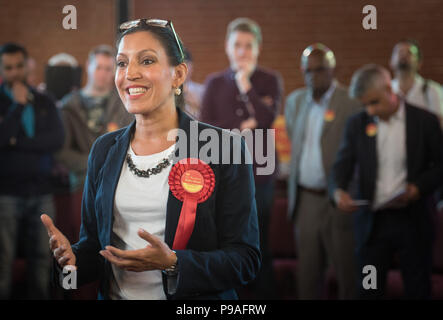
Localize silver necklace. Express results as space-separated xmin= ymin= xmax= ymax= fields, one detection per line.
xmin=126 ymin=151 xmax=174 ymax=178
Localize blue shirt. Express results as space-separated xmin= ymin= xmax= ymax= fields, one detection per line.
xmin=1 ymin=84 xmax=35 ymax=138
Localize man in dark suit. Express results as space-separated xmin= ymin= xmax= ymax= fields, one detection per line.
xmin=329 ymin=64 xmax=443 ymax=299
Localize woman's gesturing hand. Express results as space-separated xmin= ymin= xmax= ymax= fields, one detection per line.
xmin=99 ymin=228 xmax=177 ymax=272
xmin=41 ymin=214 xmax=77 ymax=268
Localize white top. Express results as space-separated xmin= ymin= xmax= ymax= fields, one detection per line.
xmin=109 ymin=143 xmax=175 ymax=300
xmin=392 ymin=74 xmax=443 ymax=125
xmin=373 ymin=101 xmax=407 ymax=210
xmin=298 ymin=81 xmax=337 ymax=189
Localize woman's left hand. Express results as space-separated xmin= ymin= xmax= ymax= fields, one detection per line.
xmin=99 ymin=228 xmax=177 ymax=272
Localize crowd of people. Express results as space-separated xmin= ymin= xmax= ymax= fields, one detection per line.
xmin=0 ymin=16 xmax=442 ymax=300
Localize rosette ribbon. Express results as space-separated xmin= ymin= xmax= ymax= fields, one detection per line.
xmin=168 ymin=158 xmax=215 ymax=250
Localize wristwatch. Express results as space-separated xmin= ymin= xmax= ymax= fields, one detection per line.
xmin=162 ymin=250 xmax=178 ymax=276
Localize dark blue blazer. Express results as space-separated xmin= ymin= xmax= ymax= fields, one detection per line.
xmin=329 ymin=103 xmax=443 ymax=250
xmin=69 ymin=108 xmax=261 ymax=299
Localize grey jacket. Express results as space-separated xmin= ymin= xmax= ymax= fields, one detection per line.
xmin=284 ymin=83 xmax=361 ymax=220
xmin=56 ymin=89 xmax=134 ymax=190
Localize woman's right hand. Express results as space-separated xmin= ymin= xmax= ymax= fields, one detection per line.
xmin=41 ymin=214 xmax=76 ymax=268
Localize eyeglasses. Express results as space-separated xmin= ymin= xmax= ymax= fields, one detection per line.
xmin=119 ymin=18 xmax=185 ymax=62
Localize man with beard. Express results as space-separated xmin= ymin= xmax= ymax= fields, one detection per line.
xmin=390 ymin=39 xmax=443 ymax=128
xmin=0 ymin=43 xmax=64 ymax=299
xmin=391 ymin=39 xmax=443 ymax=241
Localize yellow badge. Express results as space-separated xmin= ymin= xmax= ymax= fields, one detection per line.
xmin=324 ymin=109 xmax=335 ymax=122
xmin=180 ymin=170 xmax=204 ymax=194
xmin=366 ymin=123 xmax=377 ymax=137
xmin=107 ymin=122 xmax=119 ymax=132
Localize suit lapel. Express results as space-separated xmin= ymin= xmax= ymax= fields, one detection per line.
xmin=0 ymin=84 xmax=13 ymax=110
xmin=320 ymin=88 xmax=340 ymax=140
xmin=363 ymin=114 xmax=377 ymax=200
xmin=291 ymin=92 xmax=311 ymax=159
xmin=319 ymin=87 xmax=342 ymax=177
xmin=165 ymin=192 xmax=182 ymax=247
xmin=405 ymin=104 xmax=415 ymax=179
xmin=164 ymin=108 xmax=193 ymax=247
xmin=101 ymin=121 xmax=134 ymax=245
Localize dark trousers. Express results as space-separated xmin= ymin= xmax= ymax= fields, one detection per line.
xmin=0 ymin=194 xmax=55 ymax=299
xmin=357 ymin=208 xmax=432 ymax=299
xmin=247 ymin=180 xmax=276 ymax=299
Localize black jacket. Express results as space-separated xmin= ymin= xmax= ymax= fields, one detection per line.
xmin=60 ymin=108 xmax=261 ymax=299
xmin=0 ymin=84 xmax=64 ymax=196
xmin=329 ymin=103 xmax=443 ymax=249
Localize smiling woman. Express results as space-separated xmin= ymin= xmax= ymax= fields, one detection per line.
xmin=115 ymin=19 xmax=186 ymax=117
xmin=40 ymin=18 xmax=261 ymax=300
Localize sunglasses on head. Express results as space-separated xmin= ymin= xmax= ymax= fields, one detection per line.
xmin=119 ymin=18 xmax=185 ymax=62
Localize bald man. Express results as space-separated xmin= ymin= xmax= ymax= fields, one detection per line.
xmin=330 ymin=64 xmax=443 ymax=299
xmin=284 ymin=43 xmax=361 ymax=299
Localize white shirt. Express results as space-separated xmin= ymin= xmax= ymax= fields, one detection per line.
xmin=109 ymin=143 xmax=175 ymax=300
xmin=298 ymin=81 xmax=337 ymax=189
xmin=373 ymin=102 xmax=407 ymax=210
xmin=392 ymin=74 xmax=443 ymax=125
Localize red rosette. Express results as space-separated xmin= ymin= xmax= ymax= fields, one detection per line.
xmin=168 ymin=158 xmax=215 ymax=250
